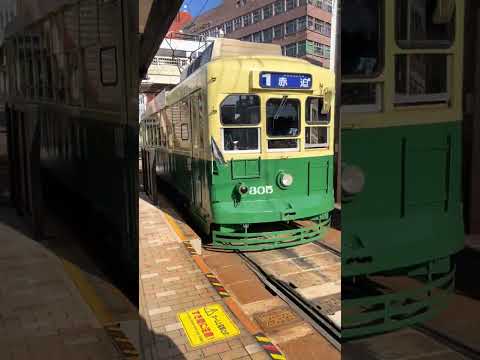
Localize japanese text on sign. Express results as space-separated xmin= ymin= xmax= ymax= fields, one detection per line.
xmin=178 ymin=304 xmax=240 ymax=347
xmin=260 ymin=72 xmax=312 ymax=89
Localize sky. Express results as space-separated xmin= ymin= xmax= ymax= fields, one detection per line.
xmin=182 ymin=0 xmax=223 ymax=17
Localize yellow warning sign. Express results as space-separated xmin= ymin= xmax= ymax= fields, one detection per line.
xmin=178 ymin=303 xmax=240 ymax=347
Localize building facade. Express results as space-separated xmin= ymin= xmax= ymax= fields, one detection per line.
xmin=183 ymin=0 xmax=333 ymax=68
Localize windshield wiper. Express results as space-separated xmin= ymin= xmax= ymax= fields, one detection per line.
xmin=273 ymin=95 xmax=288 ymax=120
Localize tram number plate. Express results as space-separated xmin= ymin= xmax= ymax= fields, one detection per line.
xmin=249 ymin=186 xmax=273 ymax=195
xmin=260 ymin=72 xmax=312 ymax=89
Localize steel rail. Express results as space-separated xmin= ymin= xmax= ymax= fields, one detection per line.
xmin=412 ymin=325 xmax=480 ymax=360
xmin=314 ymin=240 xmax=341 ymax=257
xmin=238 ymin=252 xmax=341 ymax=351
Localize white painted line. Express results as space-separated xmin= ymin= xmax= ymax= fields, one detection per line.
xmin=163 ymin=276 xmax=180 ymax=283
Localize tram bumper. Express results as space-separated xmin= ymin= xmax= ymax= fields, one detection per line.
xmin=210 ymin=197 xmax=332 ymax=251
xmin=211 ymin=217 xmax=330 ymax=251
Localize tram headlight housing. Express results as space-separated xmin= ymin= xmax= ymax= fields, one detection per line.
xmin=236 ymin=183 xmax=249 ymax=195
xmin=277 ymin=172 xmax=294 ymax=189
xmin=341 ymin=164 xmax=365 ymax=195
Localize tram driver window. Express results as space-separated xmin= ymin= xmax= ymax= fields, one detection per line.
xmin=221 ymin=95 xmax=260 ymax=152
xmin=220 ymin=95 xmax=260 ymax=125
xmin=266 ymin=98 xmax=300 ymax=137
xmin=396 ymin=0 xmax=455 ymax=48
xmin=342 ymin=0 xmax=382 ymax=77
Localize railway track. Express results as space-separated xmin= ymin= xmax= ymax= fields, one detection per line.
xmin=344 ymin=275 xmax=480 ymax=360
xmin=238 ymin=235 xmax=342 ymax=350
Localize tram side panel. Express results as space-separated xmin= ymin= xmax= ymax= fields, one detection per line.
xmin=6 ymin=0 xmax=138 ymax=299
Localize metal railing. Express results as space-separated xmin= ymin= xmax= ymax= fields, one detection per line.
xmin=150 ymin=56 xmax=189 ymax=68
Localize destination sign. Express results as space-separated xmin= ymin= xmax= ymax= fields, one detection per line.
xmin=259 ymin=72 xmax=312 ymax=89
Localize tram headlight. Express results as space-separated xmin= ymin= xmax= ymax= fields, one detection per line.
xmin=278 ymin=172 xmax=294 ymax=188
xmin=236 ymin=183 xmax=249 ymax=195
xmin=341 ymin=164 xmax=365 ymax=194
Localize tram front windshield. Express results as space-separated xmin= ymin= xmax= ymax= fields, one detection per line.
xmin=266 ymin=98 xmax=300 ymax=137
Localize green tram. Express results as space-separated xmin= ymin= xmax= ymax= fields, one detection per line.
xmin=141 ymin=38 xmax=336 ymax=251
xmin=3 ymin=0 xmax=139 ymax=300
xmin=341 ymin=0 xmax=464 ymax=337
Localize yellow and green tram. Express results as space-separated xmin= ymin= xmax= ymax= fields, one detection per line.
xmin=341 ymin=0 xmax=464 ymax=337
xmin=141 ymin=38 xmax=335 ymax=251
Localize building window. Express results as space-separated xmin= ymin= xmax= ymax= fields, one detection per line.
xmin=308 ymin=0 xmax=333 ymax=13
xmin=298 ymin=17 xmax=307 ymax=31
xmin=242 ymin=34 xmax=253 ymax=42
xmin=286 ymin=19 xmax=297 ymax=35
xmin=253 ymin=9 xmax=262 ymax=23
xmin=234 ymin=17 xmax=242 ymax=30
xmin=286 ymin=0 xmax=297 ymax=11
xmin=225 ymin=20 xmax=233 ymax=34
xmin=274 ymin=24 xmax=284 ymax=39
xmin=263 ymin=4 xmax=273 ymax=19
xmin=263 ymin=27 xmax=274 ymax=43
xmin=243 ymin=13 xmax=252 ymax=26
xmin=297 ymin=40 xmax=307 ymax=56
xmin=285 ymin=43 xmax=298 ymax=57
xmin=307 ymin=16 xmax=331 ymax=37
xmin=253 ymin=32 xmax=262 ymax=43
xmin=274 ymin=0 xmax=285 ymax=15
xmin=307 ymin=40 xmax=331 ymax=58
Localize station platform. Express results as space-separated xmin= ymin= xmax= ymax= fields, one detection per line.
xmin=0 ymin=205 xmax=139 ymax=359
xmin=139 ymin=194 xmax=340 ymax=360
xmin=139 ymin=197 xmax=270 ymax=360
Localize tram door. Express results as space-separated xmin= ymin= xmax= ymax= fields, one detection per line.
xmin=191 ymin=91 xmax=205 ymax=211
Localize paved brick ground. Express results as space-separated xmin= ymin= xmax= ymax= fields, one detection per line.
xmin=139 ymin=198 xmax=268 ymax=360
xmin=0 ymin=207 xmax=122 ymax=359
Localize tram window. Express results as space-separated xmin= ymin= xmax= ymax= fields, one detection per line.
xmin=395 ymin=54 xmax=448 ymax=104
xmin=268 ymin=139 xmax=298 ymax=150
xmin=305 ymin=127 xmax=328 ymax=148
xmin=306 ymin=97 xmax=330 ymax=124
xmin=221 ymin=95 xmax=260 ymax=125
xmin=181 ymin=124 xmax=189 ymax=141
xmin=396 ymin=0 xmax=455 ymax=48
xmin=223 ymin=128 xmax=259 ymax=151
xmin=342 ymin=0 xmax=382 ymax=77
xmin=266 ymin=98 xmax=300 ymax=137
xmin=100 ymin=47 xmax=118 ymax=86
xmin=342 ymin=86 xmax=383 ymax=112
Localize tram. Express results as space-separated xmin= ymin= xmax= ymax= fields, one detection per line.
xmin=141 ymin=38 xmax=335 ymax=251
xmin=341 ymin=0 xmax=464 ymax=337
xmin=2 ymin=0 xmax=138 ymax=300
